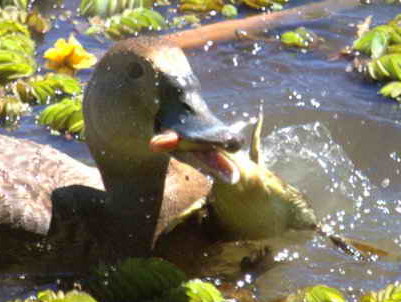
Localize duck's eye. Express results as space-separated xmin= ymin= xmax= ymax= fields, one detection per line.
xmin=128 ymin=62 xmax=144 ymax=79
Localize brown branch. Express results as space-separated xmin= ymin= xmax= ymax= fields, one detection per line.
xmin=165 ymin=0 xmax=361 ymax=49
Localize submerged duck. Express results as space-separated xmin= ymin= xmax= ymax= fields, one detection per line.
xmin=0 ymin=37 xmax=244 ymax=272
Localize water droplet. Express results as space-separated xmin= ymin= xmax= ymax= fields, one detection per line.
xmin=381 ymin=178 xmax=390 ymax=188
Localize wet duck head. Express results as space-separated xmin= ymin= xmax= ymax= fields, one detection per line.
xmin=83 ymin=37 xmax=243 ymax=256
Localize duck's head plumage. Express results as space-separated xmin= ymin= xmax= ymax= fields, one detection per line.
xmin=84 ymin=37 xmax=243 ymax=190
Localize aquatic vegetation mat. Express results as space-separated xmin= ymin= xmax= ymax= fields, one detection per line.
xmin=6 ymin=258 xmax=225 ymax=302
xmin=86 ymin=7 xmax=167 ymax=39
xmin=348 ymin=14 xmax=401 ymax=102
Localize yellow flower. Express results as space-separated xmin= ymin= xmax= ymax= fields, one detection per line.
xmin=44 ymin=34 xmax=97 ymax=75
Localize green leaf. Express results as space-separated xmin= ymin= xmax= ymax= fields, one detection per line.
xmin=360 ymin=283 xmax=401 ymax=302
xmin=379 ymin=81 xmax=401 ymax=101
xmin=281 ymin=27 xmax=317 ymax=48
xmin=88 ymin=257 xmax=187 ymax=302
xmin=103 ymin=8 xmax=166 ymax=39
xmin=79 ymin=0 xmax=153 ymax=17
xmin=163 ymin=279 xmax=225 ymax=302
xmin=371 ymin=31 xmax=388 ymax=59
xmin=0 ymin=0 xmax=28 ymax=10
xmin=0 ymin=20 xmax=30 ymax=37
xmin=221 ymin=4 xmax=237 ymax=18
xmin=305 ymin=285 xmax=346 ymax=302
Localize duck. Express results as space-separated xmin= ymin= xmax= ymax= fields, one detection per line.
xmin=0 ymin=36 xmax=245 ymax=274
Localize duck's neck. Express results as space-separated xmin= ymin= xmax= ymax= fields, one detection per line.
xmin=100 ymin=155 xmax=170 ymax=257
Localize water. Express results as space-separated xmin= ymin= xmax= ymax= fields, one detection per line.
xmin=2 ymin=0 xmax=401 ymax=300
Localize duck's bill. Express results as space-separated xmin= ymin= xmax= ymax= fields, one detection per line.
xmin=149 ymin=131 xmax=240 ymax=184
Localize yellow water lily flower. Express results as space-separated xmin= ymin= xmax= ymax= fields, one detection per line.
xmin=44 ymin=34 xmax=97 ymax=75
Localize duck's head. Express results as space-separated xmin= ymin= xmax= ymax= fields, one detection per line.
xmin=83 ymin=37 xmax=243 ymax=192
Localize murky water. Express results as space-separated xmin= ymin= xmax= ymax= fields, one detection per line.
xmin=1 ymin=0 xmax=401 ymax=300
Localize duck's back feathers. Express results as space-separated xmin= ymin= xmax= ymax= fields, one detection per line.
xmin=0 ymin=135 xmax=103 ymax=236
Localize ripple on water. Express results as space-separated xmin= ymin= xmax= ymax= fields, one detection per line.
xmin=252 ymin=122 xmax=401 ymax=300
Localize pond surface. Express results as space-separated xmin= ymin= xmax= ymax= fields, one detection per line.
xmin=1 ymin=0 xmax=401 ymax=300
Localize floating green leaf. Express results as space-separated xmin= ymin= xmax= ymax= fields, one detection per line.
xmin=171 ymin=14 xmax=200 ymax=28
xmin=163 ymin=279 xmax=225 ymax=302
xmin=0 ymin=5 xmax=27 ymax=23
xmin=88 ymin=258 xmax=187 ymax=301
xmin=367 ymin=53 xmax=401 ymax=81
xmin=305 ymin=285 xmax=346 ymax=302
xmin=15 ymin=73 xmax=82 ymax=104
xmin=221 ymin=4 xmax=237 ymax=18
xmin=25 ymin=10 xmax=51 ymax=34
xmin=280 ymin=285 xmax=346 ymax=302
xmin=240 ymin=0 xmax=287 ymax=10
xmin=0 ymin=19 xmax=30 ymax=37
xmin=0 ymin=49 xmax=35 ymax=83
xmin=379 ymin=81 xmax=401 ymax=102
xmin=0 ymin=95 xmax=26 ymax=125
xmin=281 ymin=27 xmax=319 ymax=48
xmin=179 ymin=0 xmax=224 ymax=13
xmin=360 ymin=282 xmax=401 ymax=302
xmin=38 ymin=96 xmax=85 ymax=138
xmin=0 ymin=0 xmax=28 ymax=10
xmin=6 ymin=289 xmax=98 ymax=302
xmin=0 ymin=32 xmax=35 ymax=54
xmin=87 ymin=8 xmax=166 ymax=39
xmin=79 ymin=0 xmax=153 ymax=17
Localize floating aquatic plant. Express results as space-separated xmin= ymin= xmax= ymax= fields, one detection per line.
xmin=0 ymin=48 xmax=35 ymax=83
xmin=240 ymin=0 xmax=287 ymax=10
xmin=171 ymin=14 xmax=200 ymax=28
xmin=14 ymin=73 xmax=82 ymax=104
xmin=162 ymin=279 xmax=225 ymax=302
xmin=38 ymin=96 xmax=85 ymax=138
xmin=25 ymin=9 xmax=51 ymax=34
xmin=7 ymin=289 xmax=97 ymax=302
xmin=0 ymin=17 xmax=37 ymax=83
xmin=360 ymin=282 xmax=401 ymax=302
xmin=44 ymin=34 xmax=97 ymax=76
xmin=380 ymin=81 xmax=401 ymax=102
xmin=179 ymin=0 xmax=287 ymax=12
xmin=0 ymin=95 xmax=27 ymax=125
xmin=86 ymin=8 xmax=166 ymax=39
xmin=88 ymin=257 xmax=187 ymax=301
xmin=280 ymin=285 xmax=346 ymax=302
xmin=348 ymin=14 xmax=401 ymax=102
xmin=281 ymin=27 xmax=319 ymax=48
xmin=0 ymin=0 xmax=28 ymax=10
xmin=221 ymin=4 xmax=237 ymax=18
xmin=0 ymin=32 xmax=35 ymax=55
xmin=179 ymin=0 xmax=224 ymax=13
xmin=79 ymin=0 xmax=153 ymax=17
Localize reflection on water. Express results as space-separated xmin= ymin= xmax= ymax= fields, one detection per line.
xmin=2 ymin=1 xmax=401 ymax=301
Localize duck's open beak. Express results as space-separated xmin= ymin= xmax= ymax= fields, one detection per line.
xmin=150 ymin=130 xmax=241 ymax=184
xmin=150 ymin=89 xmax=243 ymax=184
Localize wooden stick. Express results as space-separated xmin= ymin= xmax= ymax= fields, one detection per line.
xmin=165 ymin=0 xmax=361 ymax=49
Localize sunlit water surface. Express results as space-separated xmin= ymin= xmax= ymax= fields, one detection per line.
xmin=1 ymin=1 xmax=401 ymax=300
